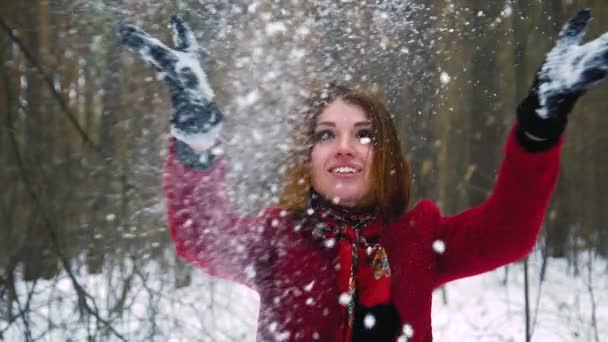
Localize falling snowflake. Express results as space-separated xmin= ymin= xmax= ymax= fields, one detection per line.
xmin=304 ymin=280 xmax=315 ymax=292
xmin=402 ymin=323 xmax=414 ymax=338
xmin=360 ymin=136 xmax=372 ymax=144
xmin=501 ymin=4 xmax=513 ymax=17
xmin=265 ymin=21 xmax=287 ymax=36
xmin=364 ymin=313 xmax=376 ymax=329
xmin=440 ymin=71 xmax=451 ymax=85
xmin=433 ymin=240 xmax=446 ymax=254
xmin=275 ymin=331 xmax=291 ymax=341
xmin=324 ymin=238 xmax=336 ymax=248
xmin=338 ymin=292 xmax=352 ymax=306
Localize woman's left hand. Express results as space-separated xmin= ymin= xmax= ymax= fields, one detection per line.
xmin=517 ymin=9 xmax=608 ymax=151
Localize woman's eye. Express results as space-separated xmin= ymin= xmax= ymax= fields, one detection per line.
xmin=313 ymin=130 xmax=334 ymax=143
xmin=357 ymin=129 xmax=375 ymax=145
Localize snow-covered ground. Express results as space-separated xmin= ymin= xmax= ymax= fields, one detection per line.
xmin=432 ymin=251 xmax=607 ymax=341
xmin=2 ymin=250 xmax=606 ymax=341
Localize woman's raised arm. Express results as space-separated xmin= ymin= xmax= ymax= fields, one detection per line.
xmin=433 ymin=10 xmax=608 ymax=286
xmin=119 ymin=17 xmax=274 ymax=290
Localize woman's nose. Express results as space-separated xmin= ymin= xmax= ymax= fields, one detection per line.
xmin=335 ymin=135 xmax=355 ymax=156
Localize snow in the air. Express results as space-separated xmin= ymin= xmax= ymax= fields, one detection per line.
xmin=433 ymin=239 xmax=446 ymax=254
xmin=339 ymin=292 xmax=353 ymax=306
xmin=402 ymin=323 xmax=415 ymax=338
xmin=360 ymin=136 xmax=372 ymax=144
xmin=501 ymin=4 xmax=513 ymax=17
xmin=440 ymin=71 xmax=451 ymax=85
xmin=303 ymin=280 xmax=315 ymax=292
xmin=364 ymin=313 xmax=376 ymax=329
xmin=324 ymin=238 xmax=336 ymax=248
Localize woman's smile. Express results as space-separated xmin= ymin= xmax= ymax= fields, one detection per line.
xmin=329 ymin=164 xmax=362 ymax=177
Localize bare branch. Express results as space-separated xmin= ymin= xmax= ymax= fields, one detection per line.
xmin=0 ymin=16 xmax=98 ymax=151
xmin=2 ymin=64 xmax=128 ymax=342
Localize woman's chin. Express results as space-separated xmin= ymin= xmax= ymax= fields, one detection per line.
xmin=325 ymin=193 xmax=369 ymax=208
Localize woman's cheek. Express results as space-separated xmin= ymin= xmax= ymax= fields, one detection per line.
xmin=309 ymin=147 xmax=327 ymax=191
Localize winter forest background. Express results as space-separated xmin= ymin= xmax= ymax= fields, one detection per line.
xmin=1 ymin=0 xmax=607 ymax=341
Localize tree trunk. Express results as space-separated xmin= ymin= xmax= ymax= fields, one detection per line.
xmin=467 ymin=1 xmax=506 ymax=207
xmin=21 ymin=0 xmax=59 ymax=281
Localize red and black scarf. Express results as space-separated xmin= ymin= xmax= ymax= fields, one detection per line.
xmin=307 ymin=194 xmax=400 ymax=341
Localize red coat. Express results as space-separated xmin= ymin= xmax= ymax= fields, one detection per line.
xmin=163 ymin=124 xmax=561 ymax=341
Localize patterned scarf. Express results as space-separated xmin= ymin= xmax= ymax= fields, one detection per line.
xmin=307 ymin=194 xmax=394 ymax=341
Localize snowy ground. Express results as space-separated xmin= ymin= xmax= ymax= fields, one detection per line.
xmin=432 ymin=251 xmax=607 ymax=341
xmin=2 ymin=250 xmax=606 ymax=341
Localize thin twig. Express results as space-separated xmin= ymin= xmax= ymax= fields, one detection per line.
xmin=586 ymin=249 xmax=600 ymax=342
xmin=523 ymin=257 xmax=531 ymax=342
xmin=529 ymin=247 xmax=548 ymax=339
xmin=0 ymin=16 xmax=99 ymax=151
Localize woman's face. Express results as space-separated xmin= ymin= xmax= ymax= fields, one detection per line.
xmin=310 ymin=99 xmax=375 ymax=208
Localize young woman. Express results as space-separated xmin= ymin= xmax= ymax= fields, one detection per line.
xmin=119 ymin=10 xmax=608 ymax=341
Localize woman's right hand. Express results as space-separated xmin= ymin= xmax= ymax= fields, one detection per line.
xmin=119 ymin=16 xmax=223 ymax=167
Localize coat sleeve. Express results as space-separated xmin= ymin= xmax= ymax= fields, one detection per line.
xmin=432 ymin=123 xmax=561 ymax=287
xmin=162 ymin=138 xmax=275 ymax=290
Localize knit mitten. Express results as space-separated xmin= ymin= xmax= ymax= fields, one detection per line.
xmin=517 ymin=9 xmax=608 ymax=152
xmin=119 ymin=16 xmax=222 ymax=169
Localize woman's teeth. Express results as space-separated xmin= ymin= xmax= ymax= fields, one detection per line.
xmin=332 ymin=167 xmax=357 ymax=174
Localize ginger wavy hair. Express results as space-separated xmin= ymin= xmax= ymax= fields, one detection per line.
xmin=278 ymin=83 xmax=411 ymax=224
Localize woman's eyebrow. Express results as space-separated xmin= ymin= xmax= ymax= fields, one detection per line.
xmin=316 ymin=121 xmax=372 ymax=127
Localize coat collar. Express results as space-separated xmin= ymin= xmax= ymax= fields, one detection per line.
xmin=307 ymin=191 xmax=384 ymax=241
